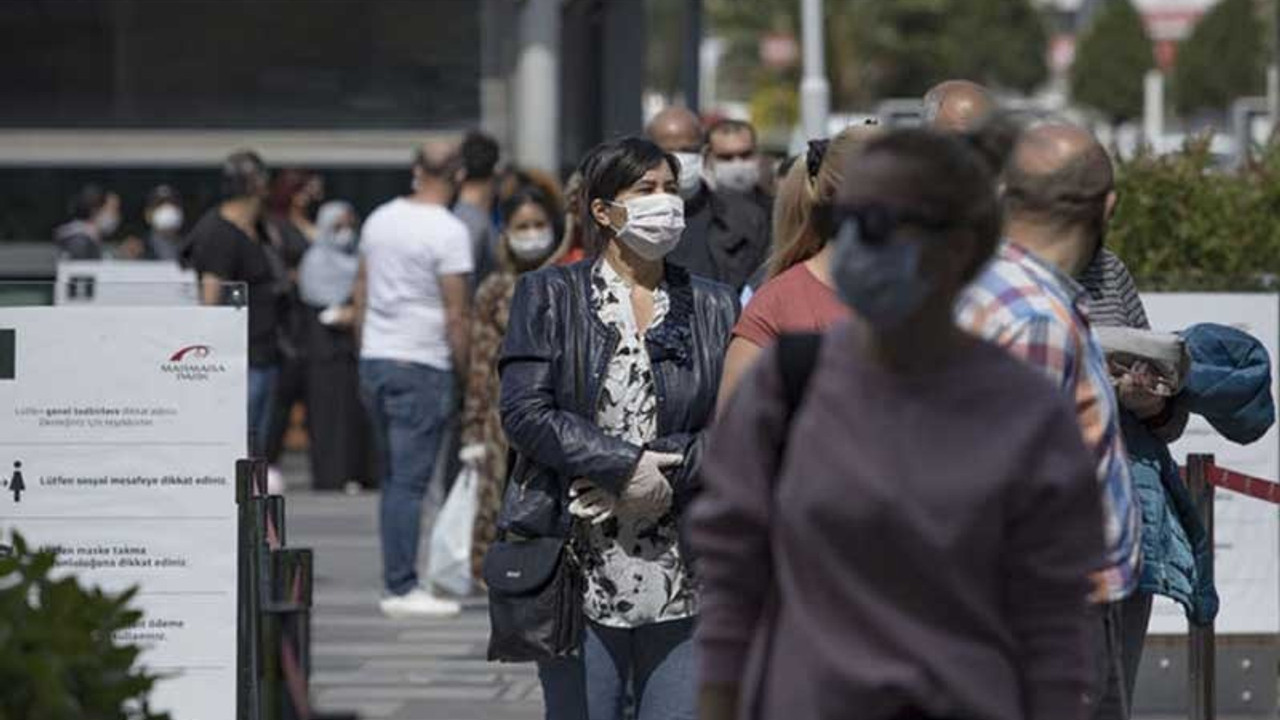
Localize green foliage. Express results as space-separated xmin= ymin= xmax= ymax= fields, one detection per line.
xmin=1172 ymin=0 xmax=1266 ymax=116
xmin=1070 ymin=0 xmax=1153 ymax=124
xmin=941 ymin=0 xmax=1048 ymax=94
xmin=708 ymin=0 xmax=1049 ymax=108
xmin=1109 ymin=138 xmax=1280 ymax=291
xmin=0 ymin=533 xmax=170 ymax=720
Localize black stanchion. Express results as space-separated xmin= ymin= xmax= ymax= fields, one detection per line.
xmin=268 ymin=548 xmax=314 ymax=720
xmin=1187 ymin=453 xmax=1216 ymax=720
xmin=238 ymin=456 xmax=328 ymax=720
xmin=236 ymin=458 xmax=268 ymax=720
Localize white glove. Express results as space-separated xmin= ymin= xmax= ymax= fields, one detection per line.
xmin=318 ymin=305 xmax=342 ymax=326
xmin=459 ymin=443 xmax=486 ymax=466
xmin=568 ymin=478 xmax=617 ymax=525
xmin=618 ymin=451 xmax=681 ymax=519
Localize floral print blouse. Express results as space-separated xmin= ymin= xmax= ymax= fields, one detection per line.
xmin=582 ymin=259 xmax=698 ymax=628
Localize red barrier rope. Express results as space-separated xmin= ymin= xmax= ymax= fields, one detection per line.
xmin=1205 ymin=466 xmax=1280 ymax=505
xmin=1181 ymin=464 xmax=1280 ymax=504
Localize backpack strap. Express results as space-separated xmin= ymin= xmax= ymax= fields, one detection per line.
xmin=776 ymin=332 xmax=823 ymax=427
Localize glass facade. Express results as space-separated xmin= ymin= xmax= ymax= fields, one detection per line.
xmin=0 ymin=0 xmax=481 ymax=129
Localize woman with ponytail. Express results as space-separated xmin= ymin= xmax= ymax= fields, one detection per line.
xmin=716 ymin=124 xmax=881 ymax=410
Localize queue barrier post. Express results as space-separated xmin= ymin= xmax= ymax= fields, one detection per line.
xmin=1187 ymin=453 xmax=1216 ymax=720
xmin=236 ymin=458 xmax=268 ymax=720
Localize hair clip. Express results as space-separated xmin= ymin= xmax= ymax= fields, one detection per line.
xmin=806 ymin=139 xmax=830 ymax=179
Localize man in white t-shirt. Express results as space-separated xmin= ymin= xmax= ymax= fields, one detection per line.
xmin=354 ymin=140 xmax=473 ymax=618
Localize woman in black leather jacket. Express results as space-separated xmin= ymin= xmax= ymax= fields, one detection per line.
xmin=497 ymin=137 xmax=738 ymax=720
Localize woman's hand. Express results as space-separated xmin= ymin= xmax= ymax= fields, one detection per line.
xmin=569 ymin=479 xmax=618 ymax=525
xmin=618 ymin=451 xmax=681 ymax=519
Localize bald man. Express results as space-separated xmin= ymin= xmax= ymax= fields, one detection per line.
xmin=354 ymin=139 xmax=471 ymax=619
xmin=956 ymin=123 xmax=1141 ymax=720
xmin=923 ymin=80 xmax=996 ymax=132
xmin=645 ymin=106 xmax=770 ymax=291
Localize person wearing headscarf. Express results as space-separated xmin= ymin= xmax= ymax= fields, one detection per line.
xmin=298 ymin=200 xmax=373 ymax=492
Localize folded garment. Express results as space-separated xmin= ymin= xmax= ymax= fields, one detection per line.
xmin=1095 ymin=326 xmax=1191 ymax=394
xmin=1180 ymin=323 xmax=1275 ymax=445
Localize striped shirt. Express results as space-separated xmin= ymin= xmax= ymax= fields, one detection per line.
xmin=1078 ymin=248 xmax=1149 ymax=330
xmin=957 ymin=242 xmax=1140 ymax=602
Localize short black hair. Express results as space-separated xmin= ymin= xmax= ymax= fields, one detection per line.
xmin=500 ymin=185 xmax=564 ymax=246
xmin=69 ymin=184 xmax=109 ymax=220
xmin=578 ymin=137 xmax=680 ymax=256
xmin=460 ymin=131 xmax=500 ymax=181
xmin=221 ymin=149 xmax=268 ymax=200
xmin=146 ymin=184 xmax=181 ymax=212
xmin=708 ymin=118 xmax=757 ymax=146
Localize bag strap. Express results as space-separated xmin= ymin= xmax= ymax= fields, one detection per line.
xmin=750 ymin=332 xmax=822 ymax=720
xmin=776 ymin=332 xmax=822 ymax=434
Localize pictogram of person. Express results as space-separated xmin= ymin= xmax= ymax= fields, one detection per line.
xmin=8 ymin=461 xmax=24 ymax=503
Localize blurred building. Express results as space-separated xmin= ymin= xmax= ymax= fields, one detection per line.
xmin=0 ymin=0 xmax=645 ymax=246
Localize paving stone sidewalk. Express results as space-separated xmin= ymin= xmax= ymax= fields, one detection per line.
xmin=284 ymin=487 xmax=542 ymax=720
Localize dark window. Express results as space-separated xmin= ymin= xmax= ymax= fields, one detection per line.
xmin=0 ymin=165 xmax=415 ymax=242
xmin=0 ymin=0 xmax=480 ymax=129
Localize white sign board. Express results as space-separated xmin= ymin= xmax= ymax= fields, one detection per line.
xmin=55 ymin=260 xmax=199 ymax=306
xmin=1142 ymin=293 xmax=1280 ymax=635
xmin=0 ymin=306 xmax=245 ymax=719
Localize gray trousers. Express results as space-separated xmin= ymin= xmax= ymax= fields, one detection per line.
xmin=1090 ymin=592 xmax=1155 ymax=720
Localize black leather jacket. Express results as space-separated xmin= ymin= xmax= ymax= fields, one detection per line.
xmin=497 ymin=259 xmax=738 ymax=537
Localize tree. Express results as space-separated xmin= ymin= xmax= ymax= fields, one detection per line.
xmin=1173 ymin=0 xmax=1266 ymax=117
xmin=943 ymin=0 xmax=1048 ymax=94
xmin=708 ymin=0 xmax=1049 ymax=110
xmin=1070 ymin=0 xmax=1154 ymax=125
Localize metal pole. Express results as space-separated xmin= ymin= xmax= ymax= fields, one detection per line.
xmin=800 ymin=0 xmax=830 ymax=140
xmin=514 ymin=0 xmax=561 ymax=174
xmin=236 ymin=459 xmax=266 ymax=720
xmin=1187 ymin=453 xmax=1216 ymax=720
xmin=682 ymin=0 xmax=703 ymax=112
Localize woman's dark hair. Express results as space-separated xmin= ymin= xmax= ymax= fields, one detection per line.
xmin=500 ymin=186 xmax=565 ymax=253
xmin=267 ymin=168 xmax=316 ymax=216
xmin=855 ymin=120 xmax=1015 ymax=281
xmin=577 ymin=137 xmax=680 ymax=257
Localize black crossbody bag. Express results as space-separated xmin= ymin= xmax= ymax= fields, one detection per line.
xmin=485 ymin=269 xmax=587 ymax=662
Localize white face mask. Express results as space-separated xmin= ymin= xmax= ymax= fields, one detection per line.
xmin=673 ymin=152 xmax=704 ymax=199
xmin=711 ymin=158 xmax=761 ymax=194
xmin=508 ymin=227 xmax=556 ymax=262
xmin=332 ymin=227 xmax=358 ymax=251
xmin=610 ymin=194 xmax=685 ymax=261
xmin=150 ymin=203 xmax=184 ymax=233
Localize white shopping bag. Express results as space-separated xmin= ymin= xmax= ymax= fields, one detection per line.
xmin=426 ymin=463 xmax=480 ymax=597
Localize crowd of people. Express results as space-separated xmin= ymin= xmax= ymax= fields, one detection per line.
xmin=53 ymin=79 xmax=1269 ymax=720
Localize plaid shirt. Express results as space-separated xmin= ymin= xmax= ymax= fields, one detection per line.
xmin=957 ymin=242 xmax=1140 ymax=603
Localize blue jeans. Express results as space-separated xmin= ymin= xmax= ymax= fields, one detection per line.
xmin=538 ymin=618 xmax=697 ymax=720
xmin=248 ymin=365 xmax=279 ymax=459
xmin=359 ymin=359 xmax=456 ymax=596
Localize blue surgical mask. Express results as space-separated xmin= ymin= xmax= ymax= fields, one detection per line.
xmin=832 ymin=219 xmax=932 ymax=330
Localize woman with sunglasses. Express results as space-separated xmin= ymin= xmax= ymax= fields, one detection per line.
xmin=693 ymin=127 xmax=1106 ymax=720
xmin=497 ymin=137 xmax=738 ymax=719
xmin=715 ymin=125 xmax=881 ymax=410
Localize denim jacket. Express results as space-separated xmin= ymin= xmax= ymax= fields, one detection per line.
xmin=497 ymin=260 xmax=738 ymax=538
xmin=1131 ymin=323 xmax=1274 ymax=625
